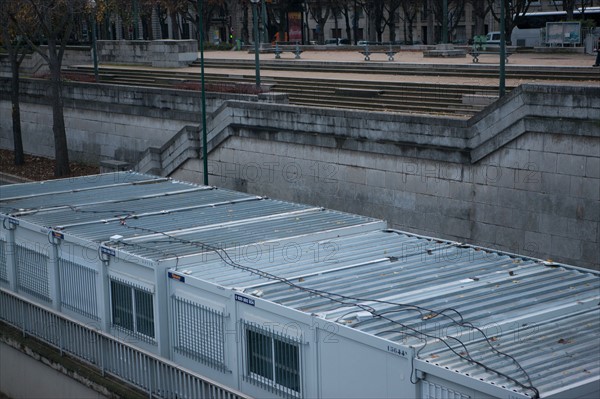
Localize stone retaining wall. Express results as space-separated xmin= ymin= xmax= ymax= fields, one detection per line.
xmin=1 ymin=81 xmax=598 ymax=269
xmin=96 ymin=40 xmax=197 ymax=67
xmin=175 ymin=85 xmax=600 ymax=269
xmin=0 ymin=78 xmax=268 ymax=164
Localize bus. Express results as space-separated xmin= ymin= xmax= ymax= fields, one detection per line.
xmin=512 ymin=6 xmax=600 ymax=47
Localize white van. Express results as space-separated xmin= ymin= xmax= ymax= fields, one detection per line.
xmin=486 ymin=31 xmax=501 ymax=47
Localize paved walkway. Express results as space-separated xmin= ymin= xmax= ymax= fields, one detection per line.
xmin=84 ymin=49 xmax=600 ymax=88
xmin=199 ymin=50 xmax=599 ymax=87
xmin=203 ymin=49 xmax=598 ymax=67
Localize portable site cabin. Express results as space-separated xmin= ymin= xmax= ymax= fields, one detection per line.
xmin=0 ymin=172 xmax=598 ymax=399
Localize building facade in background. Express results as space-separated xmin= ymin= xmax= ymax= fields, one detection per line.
xmin=88 ymin=0 xmax=597 ymax=46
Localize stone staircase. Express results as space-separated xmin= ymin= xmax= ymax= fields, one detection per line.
xmin=133 ymin=84 xmax=599 ymax=178
xmin=134 ymin=102 xmax=236 ymax=176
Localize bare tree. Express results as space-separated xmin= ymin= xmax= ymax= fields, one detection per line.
xmin=553 ymin=0 xmax=576 ymax=19
xmin=431 ymin=0 xmax=467 ymax=43
xmin=398 ymin=0 xmax=420 ymax=44
xmin=385 ymin=0 xmax=403 ymax=42
xmin=469 ymin=0 xmax=491 ymax=36
xmin=487 ymin=0 xmax=533 ymax=45
xmin=308 ymin=0 xmax=332 ymax=44
xmin=8 ymin=0 xmax=90 ymax=176
xmin=0 ymin=0 xmax=36 ymax=165
xmin=330 ymin=0 xmax=354 ymax=42
xmin=358 ymin=0 xmax=386 ymax=42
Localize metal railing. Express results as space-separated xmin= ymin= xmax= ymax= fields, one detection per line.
xmin=0 ymin=288 xmax=252 ymax=399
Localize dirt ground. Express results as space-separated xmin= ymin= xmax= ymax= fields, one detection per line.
xmin=0 ymin=149 xmax=99 ymax=182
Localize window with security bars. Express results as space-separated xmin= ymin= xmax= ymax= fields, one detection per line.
xmin=172 ymin=296 xmax=226 ymax=371
xmin=421 ymin=380 xmax=471 ymax=399
xmin=110 ymin=279 xmax=155 ymax=340
xmin=243 ymin=321 xmax=301 ymax=398
xmin=0 ymin=240 xmax=7 ymax=283
xmin=16 ymin=245 xmax=50 ymax=301
xmin=59 ymin=258 xmax=98 ymax=320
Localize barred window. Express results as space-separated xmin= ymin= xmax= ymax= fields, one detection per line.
xmin=60 ymin=258 xmax=98 ymax=320
xmin=110 ymin=279 xmax=155 ymax=340
xmin=172 ymin=296 xmax=226 ymax=371
xmin=16 ymin=244 xmax=50 ymax=301
xmin=243 ymin=322 xmax=301 ymax=398
xmin=0 ymin=240 xmax=7 ymax=283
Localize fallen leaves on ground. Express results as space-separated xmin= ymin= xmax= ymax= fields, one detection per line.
xmin=0 ymin=149 xmax=99 ymax=182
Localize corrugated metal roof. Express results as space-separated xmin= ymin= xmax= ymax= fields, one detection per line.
xmin=189 ymin=229 xmax=598 ymax=325
xmin=1 ymin=172 xmax=598 ymax=398
xmin=0 ymin=178 xmax=198 ymax=214
xmin=107 ymin=206 xmax=374 ymax=260
xmin=417 ymin=308 xmax=600 ymax=397
xmin=182 ymin=230 xmax=600 ymax=398
xmin=0 ymin=172 xmax=159 ymax=200
xmin=23 ymin=191 xmax=279 ymax=234
xmin=0 ymin=172 xmax=380 ymax=262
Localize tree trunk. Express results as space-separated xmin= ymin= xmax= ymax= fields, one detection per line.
xmin=318 ymin=21 xmax=325 ymax=43
xmin=278 ymin=6 xmax=286 ymax=42
xmin=343 ymin=8 xmax=352 ymax=42
xmin=368 ymin=13 xmax=376 ymax=41
xmin=333 ymin=13 xmax=339 ymax=38
xmin=48 ymin=40 xmax=71 ymax=177
xmin=171 ymin=12 xmax=180 ymax=39
xmin=474 ymin=14 xmax=485 ymax=36
xmin=564 ymin=0 xmax=575 ymax=20
xmin=10 ymin=56 xmax=24 ymax=165
xmin=426 ymin=0 xmax=434 ymax=44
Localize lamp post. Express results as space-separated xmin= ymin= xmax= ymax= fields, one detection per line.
xmin=442 ymin=0 xmax=448 ymax=44
xmin=499 ymin=0 xmax=506 ymax=97
xmin=197 ymin=0 xmax=208 ymax=185
xmin=89 ymin=0 xmax=99 ymax=82
xmin=250 ymin=0 xmax=261 ymax=88
xmin=133 ymin=0 xmax=139 ymax=40
xmin=353 ymin=0 xmax=358 ymax=45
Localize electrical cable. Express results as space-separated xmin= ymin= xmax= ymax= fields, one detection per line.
xmin=112 ymin=219 xmax=539 ymax=398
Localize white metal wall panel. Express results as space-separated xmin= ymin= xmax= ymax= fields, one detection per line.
xmin=15 ymin=244 xmax=50 ymax=302
xmin=0 ymin=288 xmax=250 ymax=399
xmin=59 ymin=258 xmax=98 ymax=320
xmin=172 ymin=296 xmax=227 ymax=372
xmin=0 ymin=240 xmax=7 ymax=282
xmin=421 ymin=381 xmax=471 ymax=399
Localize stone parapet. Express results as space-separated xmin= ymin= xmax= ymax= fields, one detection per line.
xmin=96 ymin=40 xmax=198 ymax=68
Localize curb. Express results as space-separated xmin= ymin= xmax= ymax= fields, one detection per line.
xmin=0 ymin=172 xmax=33 ymax=184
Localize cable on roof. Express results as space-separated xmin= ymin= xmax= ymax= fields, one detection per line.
xmin=113 ymin=220 xmax=539 ymax=399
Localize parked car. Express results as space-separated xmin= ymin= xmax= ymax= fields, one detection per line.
xmin=486 ymin=31 xmax=501 ymax=47
xmin=357 ymin=40 xmax=380 ymax=46
xmin=324 ymin=38 xmax=350 ymax=45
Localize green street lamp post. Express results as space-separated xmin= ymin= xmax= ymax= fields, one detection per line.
xmin=442 ymin=0 xmax=448 ymax=44
xmin=89 ymin=0 xmax=99 ymax=82
xmin=499 ymin=0 xmax=506 ymax=97
xmin=250 ymin=0 xmax=261 ymax=88
xmin=133 ymin=0 xmax=139 ymax=39
xmin=261 ymin=0 xmax=268 ymax=43
xmin=197 ymin=0 xmax=208 ymax=185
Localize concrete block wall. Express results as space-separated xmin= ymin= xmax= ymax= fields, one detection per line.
xmin=175 ymin=131 xmax=599 ymax=269
xmin=0 ymin=99 xmax=189 ymax=164
xmin=96 ymin=40 xmax=197 ymax=67
xmin=1 ymin=78 xmax=597 ymax=269
xmin=0 ymin=79 xmax=263 ymax=164
xmin=173 ymin=85 xmax=600 ymax=270
xmin=0 ymin=47 xmax=91 ymax=78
